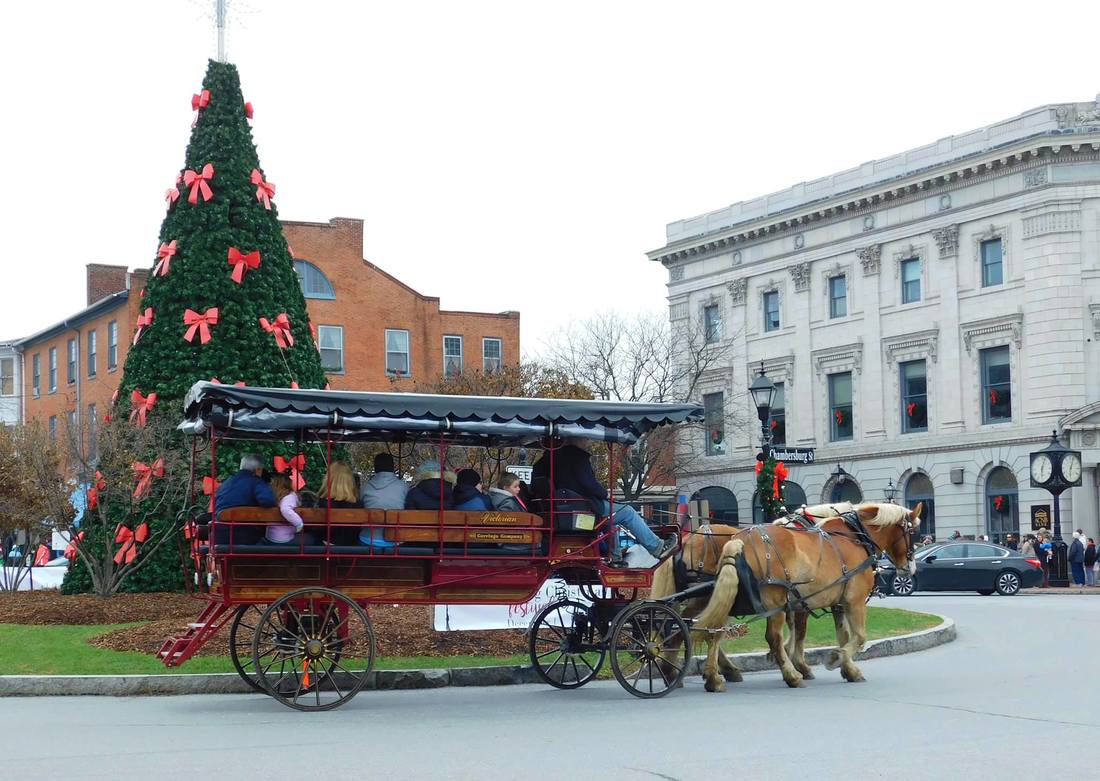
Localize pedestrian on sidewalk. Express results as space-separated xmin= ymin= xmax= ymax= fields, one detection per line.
xmin=1005 ymin=534 xmax=1019 ymax=551
xmin=1037 ymin=532 xmax=1052 ymax=587
xmin=1068 ymin=530 xmax=1086 ymax=586
xmin=1020 ymin=534 xmax=1036 ymax=558
xmin=1084 ymin=537 xmax=1097 ymax=587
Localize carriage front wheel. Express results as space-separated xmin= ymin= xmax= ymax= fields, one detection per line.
xmin=250 ymin=588 xmax=375 ymax=711
xmin=608 ymin=601 xmax=690 ymax=699
xmin=528 ymin=599 xmax=606 ymax=689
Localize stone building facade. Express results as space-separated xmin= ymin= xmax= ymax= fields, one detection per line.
xmin=649 ymin=96 xmax=1100 ymax=542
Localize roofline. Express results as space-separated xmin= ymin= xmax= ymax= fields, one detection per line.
xmin=13 ymin=290 xmax=129 ymax=347
xmin=440 ymin=309 xmax=521 ymax=319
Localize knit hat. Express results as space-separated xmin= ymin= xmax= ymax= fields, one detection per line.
xmin=416 ymin=459 xmax=456 ymax=483
xmin=373 ymin=452 xmax=395 ymax=473
xmin=456 ymin=469 xmax=482 ymax=488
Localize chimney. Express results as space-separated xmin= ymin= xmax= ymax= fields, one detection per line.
xmin=86 ymin=264 xmax=129 ymax=306
xmin=128 ymin=268 xmax=150 ymax=295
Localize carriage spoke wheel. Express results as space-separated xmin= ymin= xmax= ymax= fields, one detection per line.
xmin=251 ymin=588 xmax=375 ymax=711
xmin=609 ymin=601 xmax=690 ymax=699
xmin=229 ymin=604 xmax=267 ymax=693
xmin=528 ymin=599 xmax=606 ymax=689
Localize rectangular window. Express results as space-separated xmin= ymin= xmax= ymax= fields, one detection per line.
xmin=67 ymin=338 xmax=77 ymax=384
xmin=385 ymin=329 xmax=410 ymax=376
xmin=483 ymin=338 xmax=502 ymax=373
xmin=48 ymin=416 xmax=57 ymax=442
xmin=981 ymin=346 xmax=1011 ymax=423
xmin=981 ymin=239 xmax=1003 ymax=287
xmin=443 ymin=335 xmax=463 ymax=377
xmin=87 ymin=330 xmax=97 ymax=378
xmin=901 ymin=360 xmax=928 ymax=433
xmin=829 ymin=275 xmax=847 ymax=318
xmin=703 ymin=392 xmax=725 ymax=456
xmin=0 ymin=358 xmax=13 ymax=397
xmin=107 ymin=321 xmax=118 ymax=370
xmin=763 ymin=291 xmax=780 ymax=332
xmin=829 ymin=372 xmax=853 ymax=441
xmin=32 ymin=354 xmax=40 ymax=398
xmin=703 ymin=304 xmax=721 ymax=343
xmin=769 ymin=382 xmax=786 ymax=446
xmin=87 ymin=404 xmax=97 ymax=461
xmin=317 ymin=325 xmax=344 ymax=372
xmin=901 ymin=258 xmax=921 ymax=304
xmin=48 ymin=347 xmax=57 ymax=393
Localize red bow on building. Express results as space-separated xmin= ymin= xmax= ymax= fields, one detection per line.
xmin=907 ymin=402 xmax=917 ymax=417
xmin=770 ymin=419 xmax=778 ymax=430
xmin=191 ymin=89 xmax=210 ymax=111
xmin=989 ymin=389 xmax=999 ymax=405
xmin=274 ymin=453 xmax=306 ymax=490
xmin=183 ymin=308 xmax=219 ymax=344
xmin=250 ymin=169 xmax=275 ymax=210
xmin=132 ymin=459 xmax=165 ymax=500
xmin=834 ymin=410 xmax=845 ymax=426
xmin=64 ymin=531 xmax=86 ymax=562
xmin=244 ymin=101 xmax=253 ymax=119
xmin=259 ymin=314 xmax=294 ymax=349
xmin=129 ymin=390 xmax=157 ymax=428
xmin=202 ymin=475 xmax=220 ymax=512
xmin=156 ymin=240 xmax=177 ymax=276
xmin=183 ymin=164 xmax=215 ymax=204
xmin=114 ymin=523 xmax=150 ymax=565
xmin=133 ymin=307 xmax=154 ymax=345
xmin=993 ymin=495 xmax=1006 ymax=511
xmin=165 ymin=187 xmax=179 ymax=207
xmin=227 ymin=247 xmax=261 ymax=284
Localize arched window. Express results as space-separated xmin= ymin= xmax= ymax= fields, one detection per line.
xmin=830 ymin=479 xmax=863 ymax=504
xmin=904 ymin=473 xmax=936 ymax=539
xmin=690 ymin=486 xmax=739 ymax=525
xmin=752 ymin=480 xmax=807 ymax=524
xmin=985 ymin=467 xmax=1018 ymax=544
xmin=294 ymin=259 xmax=335 ymax=299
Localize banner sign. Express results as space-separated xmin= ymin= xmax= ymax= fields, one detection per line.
xmin=506 ymin=465 xmax=533 ymax=483
xmin=1030 ymin=504 xmax=1051 ymax=531
xmin=433 ymin=579 xmax=590 ymax=631
xmin=767 ymin=447 xmax=815 ymax=464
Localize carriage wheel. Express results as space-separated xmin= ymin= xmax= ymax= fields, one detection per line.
xmin=229 ymin=604 xmax=267 ymax=693
xmin=528 ymin=599 xmax=606 ymax=689
xmin=608 ymin=601 xmax=690 ymax=699
xmin=251 ymin=588 xmax=375 ymax=711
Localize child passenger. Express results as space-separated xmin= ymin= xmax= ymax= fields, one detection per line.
xmin=266 ymin=474 xmax=311 ymax=545
xmin=489 ymin=472 xmax=527 ymax=512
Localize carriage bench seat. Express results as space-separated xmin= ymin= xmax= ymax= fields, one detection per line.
xmin=382 ymin=510 xmax=543 ymax=545
xmin=216 ymin=507 xmax=386 ymax=526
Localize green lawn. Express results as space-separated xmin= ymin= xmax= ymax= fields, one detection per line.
xmin=0 ymin=607 xmax=939 ymax=676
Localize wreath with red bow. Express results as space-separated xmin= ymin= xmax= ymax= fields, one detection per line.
xmin=992 ymin=495 xmax=1007 ymax=511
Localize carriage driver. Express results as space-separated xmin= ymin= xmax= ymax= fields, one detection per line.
xmin=531 ymin=438 xmax=677 ymax=560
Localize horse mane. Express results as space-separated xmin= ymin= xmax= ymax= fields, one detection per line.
xmin=796 ymin=502 xmax=854 ymax=525
xmin=857 ymin=502 xmax=910 ymax=527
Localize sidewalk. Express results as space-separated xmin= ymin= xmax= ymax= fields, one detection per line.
xmin=1020 ymin=586 xmax=1100 ymax=595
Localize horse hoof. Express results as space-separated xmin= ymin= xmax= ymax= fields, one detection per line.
xmin=799 ymin=668 xmax=815 ymax=680
xmin=704 ymin=678 xmax=726 ymax=693
xmin=844 ymin=673 xmax=866 ymax=683
xmin=723 ymin=670 xmax=743 ymax=683
xmin=823 ymin=652 xmax=841 ymax=671
xmin=784 ymin=677 xmax=806 ymax=689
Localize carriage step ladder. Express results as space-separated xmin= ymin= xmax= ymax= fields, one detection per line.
xmin=157 ymin=602 xmax=235 ymax=667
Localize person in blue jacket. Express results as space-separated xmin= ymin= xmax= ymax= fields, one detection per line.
xmin=453 ymin=469 xmax=493 ymax=511
xmin=214 ymin=454 xmax=276 ymax=546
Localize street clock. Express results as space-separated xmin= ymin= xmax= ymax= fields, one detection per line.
xmin=1029 ymin=431 xmax=1083 ymax=490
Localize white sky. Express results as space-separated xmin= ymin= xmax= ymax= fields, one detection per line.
xmin=2 ymin=1 xmax=1098 ymax=356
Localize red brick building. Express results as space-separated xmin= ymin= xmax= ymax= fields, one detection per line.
xmin=14 ymin=217 xmax=520 ymax=441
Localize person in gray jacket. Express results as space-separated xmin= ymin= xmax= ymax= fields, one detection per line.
xmin=489 ymin=472 xmax=527 ymax=512
xmin=359 ymin=453 xmax=408 ymax=549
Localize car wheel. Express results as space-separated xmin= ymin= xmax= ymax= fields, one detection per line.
xmin=995 ymin=570 xmax=1021 ymax=596
xmin=891 ymin=573 xmax=915 ymax=596
xmin=977 ymin=589 xmax=994 ymax=596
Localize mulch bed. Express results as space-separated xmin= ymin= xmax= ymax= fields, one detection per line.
xmin=1 ymin=591 xmax=527 ymax=660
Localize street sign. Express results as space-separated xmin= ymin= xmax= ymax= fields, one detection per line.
xmin=767 ymin=447 xmax=815 ymax=464
xmin=507 ymin=465 xmax=533 ymax=483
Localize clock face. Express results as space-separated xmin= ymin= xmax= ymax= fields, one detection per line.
xmin=1062 ymin=454 xmax=1082 ymax=484
xmin=1031 ymin=454 xmax=1053 ymax=484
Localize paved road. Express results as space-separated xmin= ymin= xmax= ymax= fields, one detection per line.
xmin=5 ymin=594 xmax=1098 ymax=780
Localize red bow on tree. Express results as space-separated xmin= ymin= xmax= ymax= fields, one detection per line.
xmin=754 ymin=460 xmax=763 ymax=475
xmin=183 ymin=308 xmax=219 ymax=344
xmin=250 ymin=169 xmax=276 ymax=210
xmin=133 ymin=307 xmax=154 ymax=345
xmin=86 ymin=471 xmax=106 ymax=510
xmin=309 ymin=322 xmax=318 ymax=345
xmin=132 ymin=459 xmax=165 ymax=500
xmin=289 ymin=381 xmax=299 ymax=389
xmin=114 ymin=523 xmax=150 ymax=565
xmin=244 ymin=101 xmax=253 ymax=119
xmin=989 ymin=389 xmax=999 ymax=405
xmin=191 ymin=89 xmax=210 ymax=111
xmin=259 ymin=314 xmax=294 ymax=349
xmin=993 ymin=495 xmax=1005 ymax=511
xmin=129 ymin=390 xmax=157 ymax=428
xmin=834 ymin=410 xmax=845 ymax=426
xmin=274 ymin=454 xmax=306 ymax=490
xmin=773 ymin=461 xmax=789 ymax=499
xmin=907 ymin=402 xmax=917 ymax=417
xmin=202 ymin=476 xmax=220 ymax=512
xmin=324 ymin=383 xmax=331 ymax=391
xmin=183 ymin=164 xmax=215 ymax=204
xmin=165 ymin=187 xmax=179 ymax=207
xmin=156 ymin=240 xmax=177 ymax=276
xmin=64 ymin=531 xmax=86 ymax=562
xmin=227 ymin=247 xmax=261 ymax=284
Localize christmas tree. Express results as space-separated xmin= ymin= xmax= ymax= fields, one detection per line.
xmin=64 ymin=60 xmax=327 ymax=593
xmin=755 ymin=456 xmax=788 ymax=522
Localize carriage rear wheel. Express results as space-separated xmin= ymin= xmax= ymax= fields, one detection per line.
xmin=609 ymin=601 xmax=690 ymax=699
xmin=229 ymin=604 xmax=267 ymax=693
xmin=251 ymin=588 xmax=375 ymax=711
xmin=528 ymin=599 xmax=606 ymax=689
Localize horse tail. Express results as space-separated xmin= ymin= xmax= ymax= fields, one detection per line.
xmin=693 ymin=538 xmax=745 ymax=629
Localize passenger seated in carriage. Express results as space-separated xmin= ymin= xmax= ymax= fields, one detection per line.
xmin=265 ymin=474 xmax=316 ymax=545
xmin=453 ymin=469 xmax=492 ymax=511
xmin=318 ymin=461 xmax=361 ymax=544
xmin=359 ymin=453 xmax=408 ymax=510
xmin=531 ymin=439 xmax=676 ymax=560
xmin=489 ymin=472 xmax=527 ymax=512
xmin=404 ymin=460 xmax=456 ymax=510
xmin=214 ymin=454 xmax=276 ymax=545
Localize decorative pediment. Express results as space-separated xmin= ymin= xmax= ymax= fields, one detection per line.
xmin=892 ymin=243 xmax=928 ymax=277
xmin=961 ymin=311 xmax=1023 ymax=353
xmin=882 ymin=328 xmax=940 ymax=364
xmin=747 ymin=353 xmax=796 ymax=387
xmin=812 ymin=341 xmax=863 ymax=377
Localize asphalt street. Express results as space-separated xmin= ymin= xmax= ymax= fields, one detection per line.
xmin=5 ymin=594 xmax=1098 ymax=781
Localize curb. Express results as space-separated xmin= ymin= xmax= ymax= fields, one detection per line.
xmin=0 ymin=615 xmax=955 ymax=697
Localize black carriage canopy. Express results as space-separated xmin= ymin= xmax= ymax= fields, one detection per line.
xmin=179 ymin=382 xmax=704 ymax=446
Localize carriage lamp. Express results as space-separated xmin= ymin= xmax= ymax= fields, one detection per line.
xmin=884 ymin=478 xmax=898 ymax=504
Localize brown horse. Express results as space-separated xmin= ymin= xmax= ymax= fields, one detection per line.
xmin=687 ymin=502 xmax=921 ymax=692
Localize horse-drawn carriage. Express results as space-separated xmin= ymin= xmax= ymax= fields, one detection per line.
xmin=162 ymin=382 xmax=706 ymax=710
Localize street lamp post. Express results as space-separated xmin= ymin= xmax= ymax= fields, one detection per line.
xmin=1029 ymin=430 xmax=1083 ymax=588
xmin=749 ymin=363 xmax=777 ymax=457
xmin=884 ymin=478 xmax=898 ymax=504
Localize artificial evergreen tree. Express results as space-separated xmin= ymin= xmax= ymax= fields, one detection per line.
xmin=755 ymin=455 xmax=788 ymax=522
xmin=64 ymin=60 xmax=327 ymax=593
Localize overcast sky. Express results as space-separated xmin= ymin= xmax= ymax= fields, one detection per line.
xmin=2 ymin=1 xmax=1098 ymax=356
